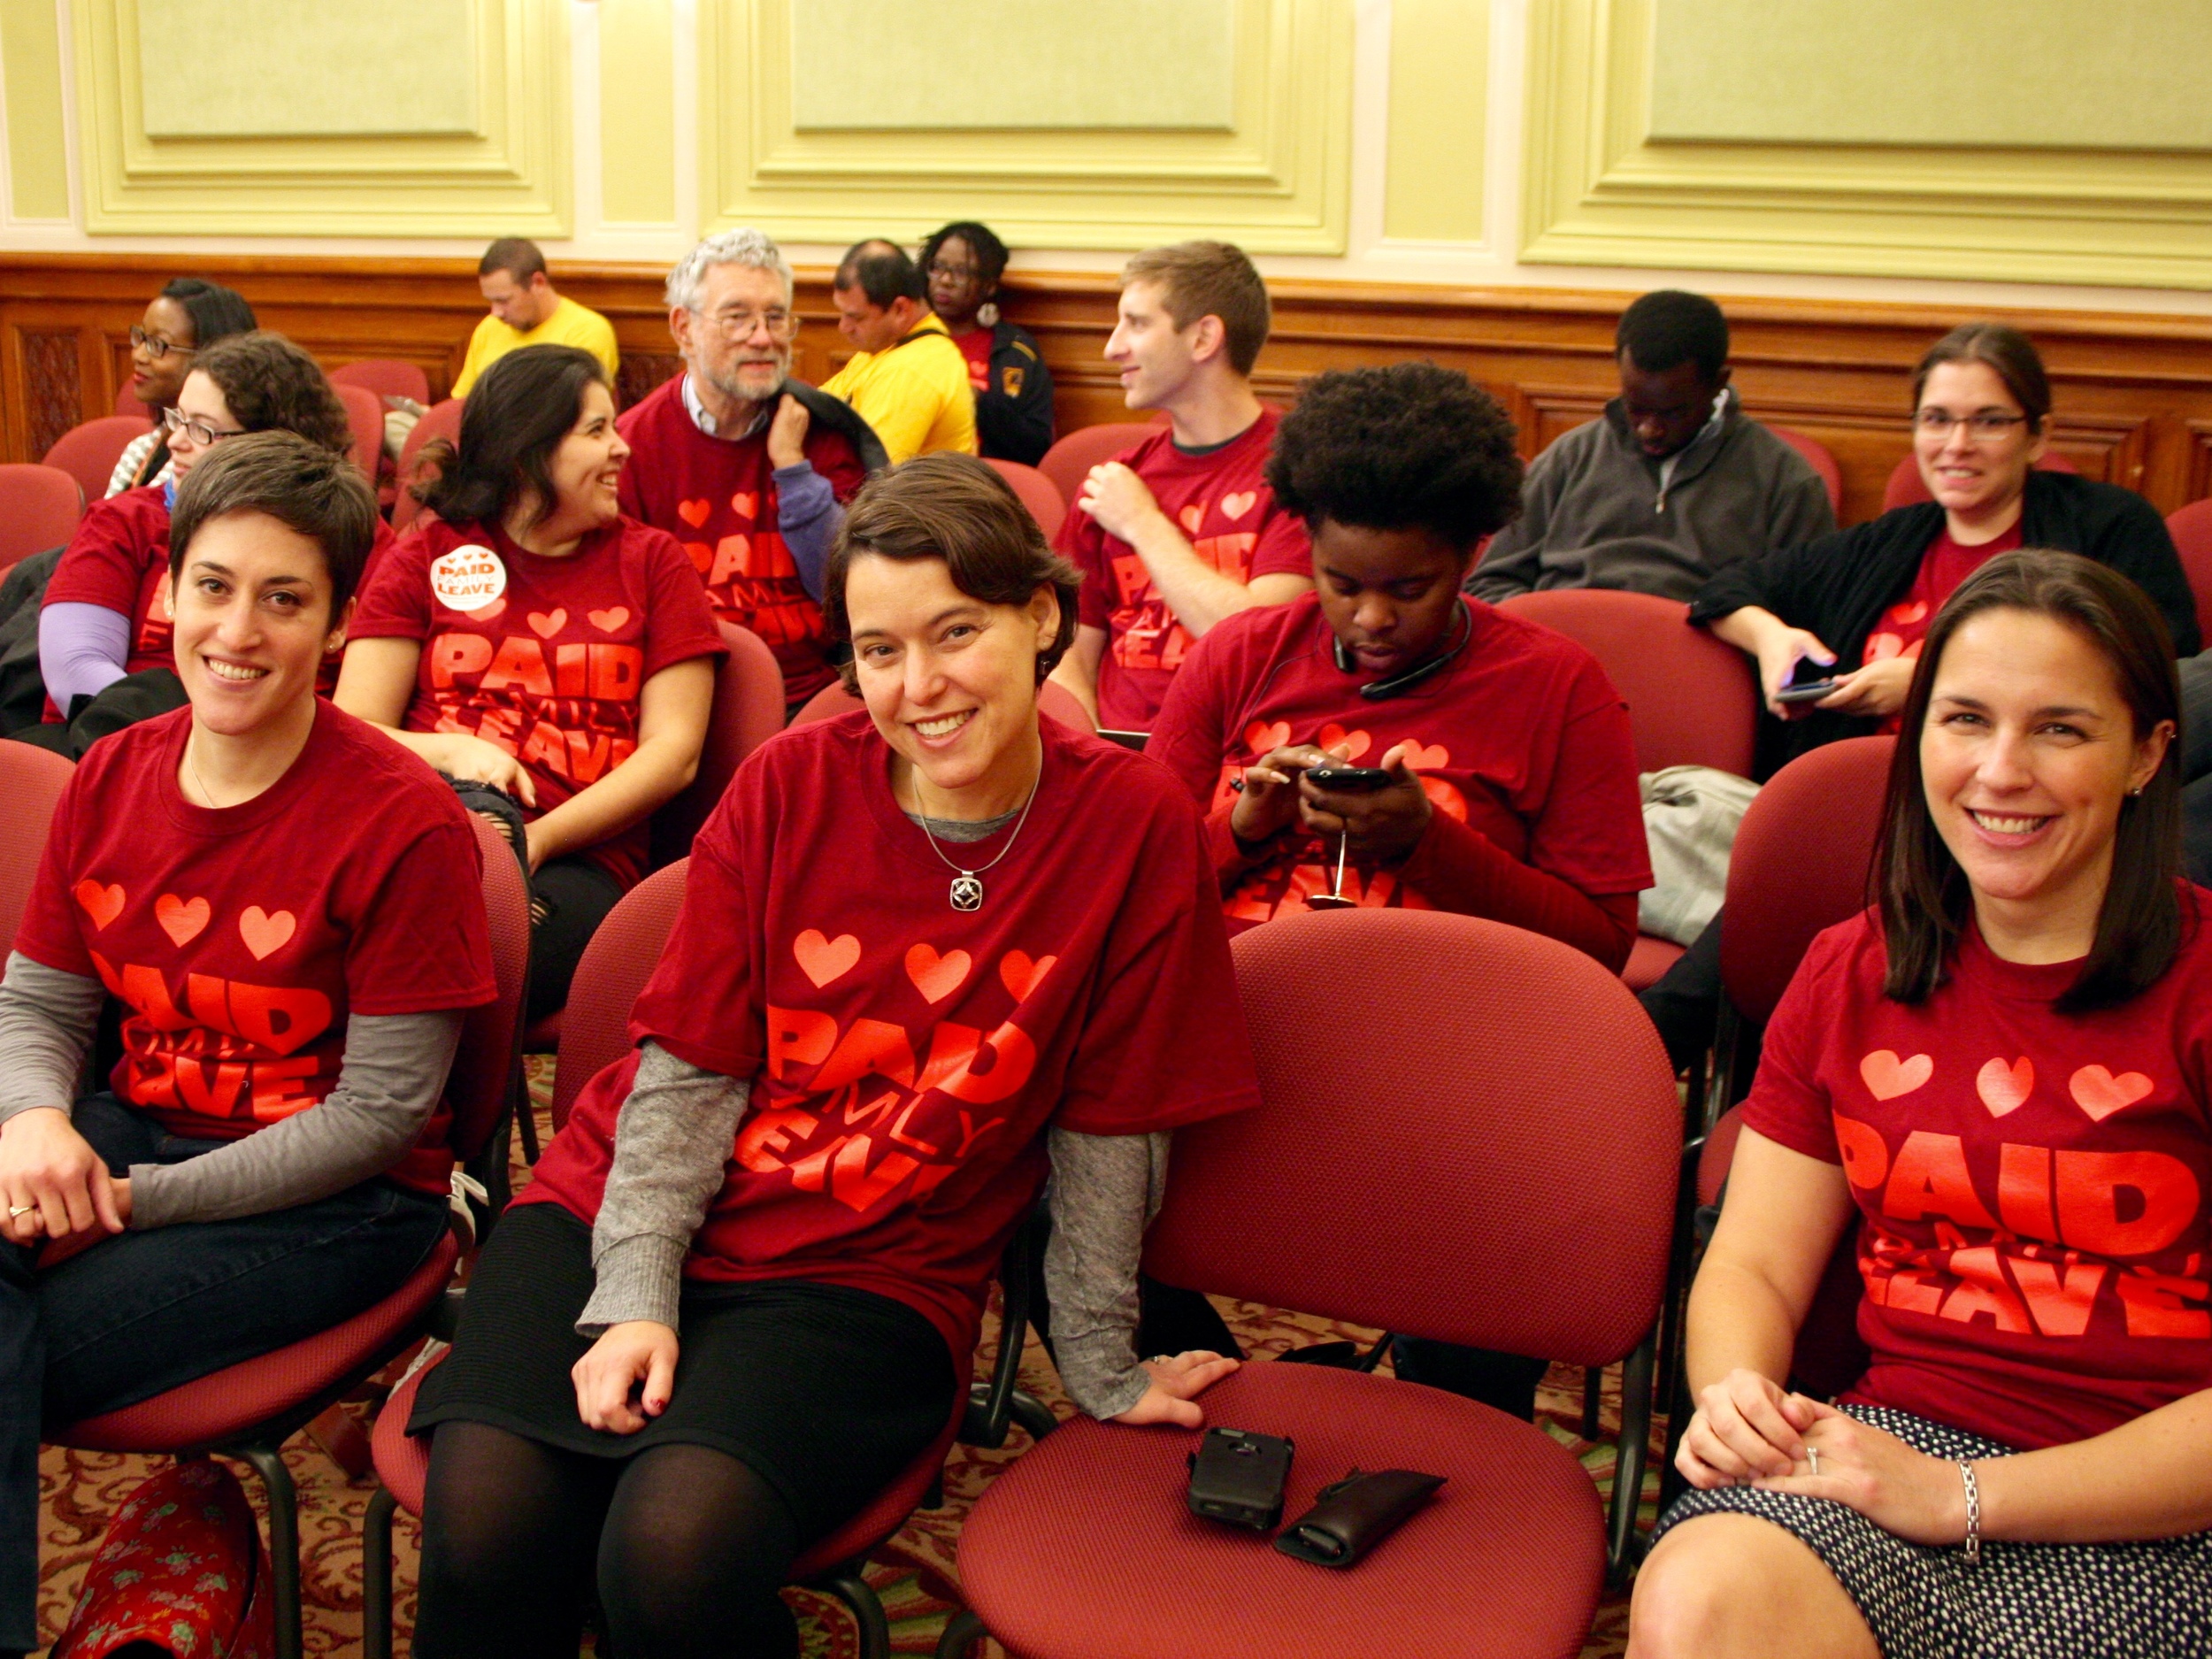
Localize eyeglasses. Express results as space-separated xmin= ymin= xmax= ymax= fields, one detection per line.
xmin=130 ymin=326 xmax=194 ymax=360
xmin=926 ymin=261 xmax=982 ymax=284
xmin=1915 ymin=410 xmax=2030 ymax=440
xmin=161 ymin=406 xmax=247 ymax=446
xmin=695 ymin=307 xmax=798 ymax=342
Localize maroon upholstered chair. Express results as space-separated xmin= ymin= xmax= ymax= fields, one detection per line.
xmin=1881 ymin=448 xmax=2076 ymax=512
xmin=54 ymin=812 xmax=530 ymax=1659
xmin=1037 ymin=422 xmax=1159 ymax=511
xmin=984 ymin=457 xmax=1068 ymax=540
xmin=42 ymin=416 xmax=151 ymax=504
xmin=943 ymin=908 xmax=1682 ymax=1659
xmin=0 ymin=744 xmax=75 ymax=925
xmin=549 ymin=857 xmax=691 ymax=1132
xmin=330 ymin=358 xmax=432 ymax=407
xmin=1767 ymin=425 xmax=1843 ymax=519
xmin=332 ymin=381 xmax=386 ymax=480
xmin=389 ymin=397 xmax=465 ymax=532
xmin=2165 ymin=498 xmax=2212 ymax=651
xmin=113 ymin=384 xmax=148 ymax=420
xmin=0 ymin=464 xmax=85 ymax=572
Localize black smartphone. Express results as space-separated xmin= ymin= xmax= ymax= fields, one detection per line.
xmin=1304 ymin=764 xmax=1394 ymax=792
xmin=1774 ymin=659 xmax=1838 ymax=704
xmin=1187 ymin=1426 xmax=1295 ymax=1531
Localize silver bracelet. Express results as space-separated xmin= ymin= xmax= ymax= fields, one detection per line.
xmin=1957 ymin=1460 xmax=1982 ymax=1565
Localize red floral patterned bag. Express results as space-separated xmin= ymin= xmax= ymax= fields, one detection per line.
xmin=48 ymin=1460 xmax=273 ymax=1659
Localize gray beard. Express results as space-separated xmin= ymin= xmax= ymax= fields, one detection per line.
xmin=698 ymin=361 xmax=783 ymax=411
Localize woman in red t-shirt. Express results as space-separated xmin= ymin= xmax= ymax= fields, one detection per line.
xmin=339 ymin=345 xmax=724 ymax=1022
xmin=405 ymin=455 xmax=1258 ymax=1659
xmin=0 ymin=434 xmax=495 ymax=1655
xmin=1636 ymin=551 xmax=2212 ymax=1659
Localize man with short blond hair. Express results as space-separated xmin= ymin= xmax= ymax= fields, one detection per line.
xmin=452 ymin=239 xmax=618 ymax=396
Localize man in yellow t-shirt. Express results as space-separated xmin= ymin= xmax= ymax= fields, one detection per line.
xmin=820 ymin=240 xmax=978 ymax=465
xmin=451 ymin=238 xmax=619 ymax=397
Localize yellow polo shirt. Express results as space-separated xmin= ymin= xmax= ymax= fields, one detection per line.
xmin=452 ymin=295 xmax=619 ymax=397
xmin=821 ymin=312 xmax=979 ymax=465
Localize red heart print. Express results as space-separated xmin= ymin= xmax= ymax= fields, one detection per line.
xmin=1219 ymin=490 xmax=1257 ymax=521
xmin=1976 ymin=1056 xmax=2032 ymax=1117
xmin=730 ymin=492 xmax=757 ymax=521
xmin=1859 ymin=1049 xmax=1932 ymax=1100
xmin=465 ymin=598 xmax=506 ymax=622
xmin=1000 ymin=950 xmax=1057 ymax=1001
xmin=588 ymin=607 xmax=630 ymax=633
xmin=239 ymin=907 xmax=296 ymax=961
xmin=683 ymin=541 xmax=713 ymax=576
xmin=527 ymin=610 xmax=568 ymax=640
xmin=905 ymin=943 xmax=972 ymax=1004
xmin=73 ymin=879 xmax=125 ymax=931
xmin=1317 ymin=724 xmax=1371 ymax=761
xmin=2070 ymin=1064 xmax=2154 ymax=1121
xmin=1887 ymin=601 xmax=1929 ymax=626
xmin=1867 ymin=633 xmax=1906 ymax=661
xmin=1421 ymin=776 xmax=1468 ymax=820
xmin=794 ymin=929 xmax=861 ymax=987
xmin=1179 ymin=503 xmax=1206 ymax=535
xmin=155 ymin=894 xmax=210 ymax=948
xmin=678 ymin=498 xmax=711 ymax=528
xmin=1397 ymin=739 xmax=1450 ymax=771
xmin=1243 ymin=719 xmax=1291 ymax=755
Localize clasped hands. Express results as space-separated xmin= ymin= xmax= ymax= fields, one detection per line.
xmin=0 ymin=1106 xmax=131 ymax=1263
xmin=1232 ymin=742 xmax=1433 ymax=864
xmin=1678 ymin=1366 xmax=1970 ymax=1546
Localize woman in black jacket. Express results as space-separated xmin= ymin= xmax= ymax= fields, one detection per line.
xmin=1692 ymin=323 xmax=2198 ymax=780
xmin=921 ymin=221 xmax=1056 ymax=466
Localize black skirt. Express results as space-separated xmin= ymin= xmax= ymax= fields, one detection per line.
xmin=411 ymin=1203 xmax=959 ymax=1544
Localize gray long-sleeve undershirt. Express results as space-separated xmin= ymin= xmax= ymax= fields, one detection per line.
xmin=0 ymin=951 xmax=462 ymax=1228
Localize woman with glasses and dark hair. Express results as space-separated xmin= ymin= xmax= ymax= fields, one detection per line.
xmin=1633 ymin=549 xmax=2212 ymax=1659
xmin=921 ymin=221 xmax=1056 ymax=466
xmin=107 ymin=278 xmax=257 ymax=497
xmin=39 ymin=332 xmax=380 ymax=744
xmin=339 ymin=344 xmax=724 ymax=1023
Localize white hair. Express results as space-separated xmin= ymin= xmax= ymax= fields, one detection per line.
xmin=664 ymin=228 xmax=795 ymax=312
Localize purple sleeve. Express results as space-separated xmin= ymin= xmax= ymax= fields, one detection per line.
xmin=39 ymin=603 xmax=134 ymax=710
xmin=776 ymin=462 xmax=842 ymax=602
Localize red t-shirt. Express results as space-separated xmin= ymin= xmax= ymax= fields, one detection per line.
xmin=44 ymin=484 xmax=396 ymax=696
xmin=348 ymin=515 xmax=726 ymax=890
xmin=952 ymin=326 xmax=994 ymax=393
xmin=1055 ymin=409 xmax=1312 ymax=732
xmin=1147 ymin=594 xmax=1652 ymax=935
xmin=520 ymin=710 xmax=1262 ymax=1368
xmin=1867 ymin=521 xmax=2027 ymax=734
xmin=11 ymin=702 xmax=497 ymax=1194
xmin=616 ymin=375 xmax=870 ymax=703
xmin=1743 ymin=902 xmax=2212 ymax=1450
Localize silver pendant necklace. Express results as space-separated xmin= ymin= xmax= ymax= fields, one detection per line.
xmin=912 ymin=762 xmax=1042 ymax=911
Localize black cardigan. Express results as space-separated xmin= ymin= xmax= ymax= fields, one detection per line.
xmin=1689 ymin=471 xmax=2200 ymax=778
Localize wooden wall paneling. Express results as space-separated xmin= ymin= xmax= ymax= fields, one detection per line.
xmin=20 ymin=327 xmax=86 ymax=463
xmin=2190 ymin=423 xmax=2212 ymax=503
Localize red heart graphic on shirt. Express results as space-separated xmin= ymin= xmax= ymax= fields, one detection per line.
xmin=154 ymin=893 xmax=210 ymax=948
xmin=1888 ymin=601 xmax=1930 ymax=626
xmin=73 ymin=879 xmax=125 ymax=931
xmin=1976 ymin=1056 xmax=2033 ymax=1117
xmin=1859 ymin=1049 xmax=1932 ymax=1100
xmin=1317 ymin=724 xmax=1371 ymax=761
xmin=905 ymin=943 xmax=972 ymax=1004
xmin=1220 ymin=490 xmax=1258 ymax=521
xmin=683 ymin=541 xmax=713 ymax=576
xmin=1000 ymin=950 xmax=1058 ymax=1001
xmin=730 ymin=493 xmax=757 ymax=521
xmin=239 ymin=907 xmax=296 ymax=961
xmin=1866 ymin=632 xmax=1907 ymax=661
xmin=1422 ymin=776 xmax=1468 ymax=821
xmin=465 ymin=598 xmax=506 ymax=622
xmin=678 ymin=498 xmax=711 ymax=528
xmin=588 ymin=608 xmax=630 ymax=634
xmin=1244 ymin=720 xmax=1291 ymax=755
xmin=1179 ymin=503 xmax=1207 ymax=535
xmin=527 ymin=610 xmax=568 ymax=640
xmin=794 ymin=929 xmax=861 ymax=987
xmin=2070 ymin=1064 xmax=2154 ymax=1121
xmin=1397 ymin=739 xmax=1450 ymax=771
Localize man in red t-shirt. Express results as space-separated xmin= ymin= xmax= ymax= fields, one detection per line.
xmin=618 ymin=228 xmax=887 ymax=706
xmin=1048 ymin=242 xmax=1312 ymax=733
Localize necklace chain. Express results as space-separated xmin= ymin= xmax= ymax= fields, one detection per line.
xmin=912 ymin=762 xmax=1042 ymax=911
xmin=184 ymin=735 xmax=225 ymax=810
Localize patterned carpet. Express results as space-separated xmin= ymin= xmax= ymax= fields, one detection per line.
xmin=32 ymin=1058 xmax=1654 ymax=1656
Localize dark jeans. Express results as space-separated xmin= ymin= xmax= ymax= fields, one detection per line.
xmin=447 ymin=778 xmax=624 ymax=1023
xmin=0 ymin=1095 xmax=449 ymax=1650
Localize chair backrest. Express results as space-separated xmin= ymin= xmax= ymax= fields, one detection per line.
xmin=792 ymin=677 xmax=1098 ymax=740
xmin=649 ymin=622 xmax=786 ymax=868
xmin=2166 ymin=498 xmax=2212 ymax=651
xmin=1147 ymin=908 xmax=1680 ymax=1366
xmin=445 ymin=812 xmax=532 ymax=1162
xmin=1882 ymin=449 xmax=2077 ymax=512
xmin=1037 ymin=422 xmax=1157 ymax=510
xmin=984 ymin=457 xmax=1066 ymax=541
xmin=1718 ymin=733 xmax=1895 ymax=1024
xmin=113 ymin=384 xmax=147 ymax=420
xmin=333 ymin=382 xmax=385 ymax=480
xmin=42 ymin=416 xmax=151 ymax=503
xmin=329 ymin=358 xmax=432 ymax=406
xmin=0 ymin=745 xmax=75 ymax=946
xmin=390 ymin=397 xmax=465 ymax=532
xmin=0 ymin=465 xmax=85 ymax=570
xmin=551 ymin=859 xmax=691 ymax=1129
xmin=1495 ymin=588 xmax=1759 ymax=777
xmin=1766 ymin=425 xmax=1842 ymax=519
xmin=790 ymin=680 xmax=861 ymax=727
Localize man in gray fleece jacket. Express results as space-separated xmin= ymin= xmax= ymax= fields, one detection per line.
xmin=1470 ymin=290 xmax=1836 ymax=605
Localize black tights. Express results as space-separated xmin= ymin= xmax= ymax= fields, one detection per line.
xmin=413 ymin=1422 xmax=802 ymax=1659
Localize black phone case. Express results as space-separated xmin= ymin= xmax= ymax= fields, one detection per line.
xmin=1186 ymin=1428 xmax=1294 ymax=1531
xmin=1305 ymin=765 xmax=1394 ymax=791
xmin=1272 ymin=1469 xmax=1445 ymax=1567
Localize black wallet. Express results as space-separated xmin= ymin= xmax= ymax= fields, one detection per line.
xmin=1272 ymin=1468 xmax=1445 ymax=1568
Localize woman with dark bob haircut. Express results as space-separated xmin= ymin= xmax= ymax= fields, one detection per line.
xmin=338 ymin=344 xmax=724 ymax=1022
xmin=1634 ymin=549 xmax=2212 ymax=1659
xmin=404 ymin=453 xmax=1258 ymax=1659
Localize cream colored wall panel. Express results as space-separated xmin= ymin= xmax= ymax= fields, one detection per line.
xmin=73 ymin=0 xmax=569 ymax=235
xmin=599 ymin=0 xmax=676 ymax=224
xmin=1383 ymin=0 xmax=1485 ymax=242
xmin=792 ymin=0 xmax=1235 ymax=131
xmin=137 ymin=0 xmax=479 ymax=138
xmin=1525 ymin=0 xmax=2212 ymax=289
xmin=702 ymin=0 xmax=1351 ymax=253
xmin=2 ymin=0 xmax=71 ymax=219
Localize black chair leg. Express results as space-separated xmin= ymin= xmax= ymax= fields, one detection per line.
xmin=232 ymin=1441 xmax=302 ymax=1659
xmin=1606 ymin=1336 xmax=1656 ymax=1587
xmin=817 ymin=1563 xmax=890 ymax=1659
xmin=936 ymin=1607 xmax=988 ymax=1659
xmin=1580 ymin=1367 xmax=1604 ymax=1440
xmin=515 ymin=1089 xmax=541 ymax=1164
xmin=1009 ymin=1389 xmax=1058 ymax=1443
xmin=362 ymin=1484 xmax=396 ymax=1659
